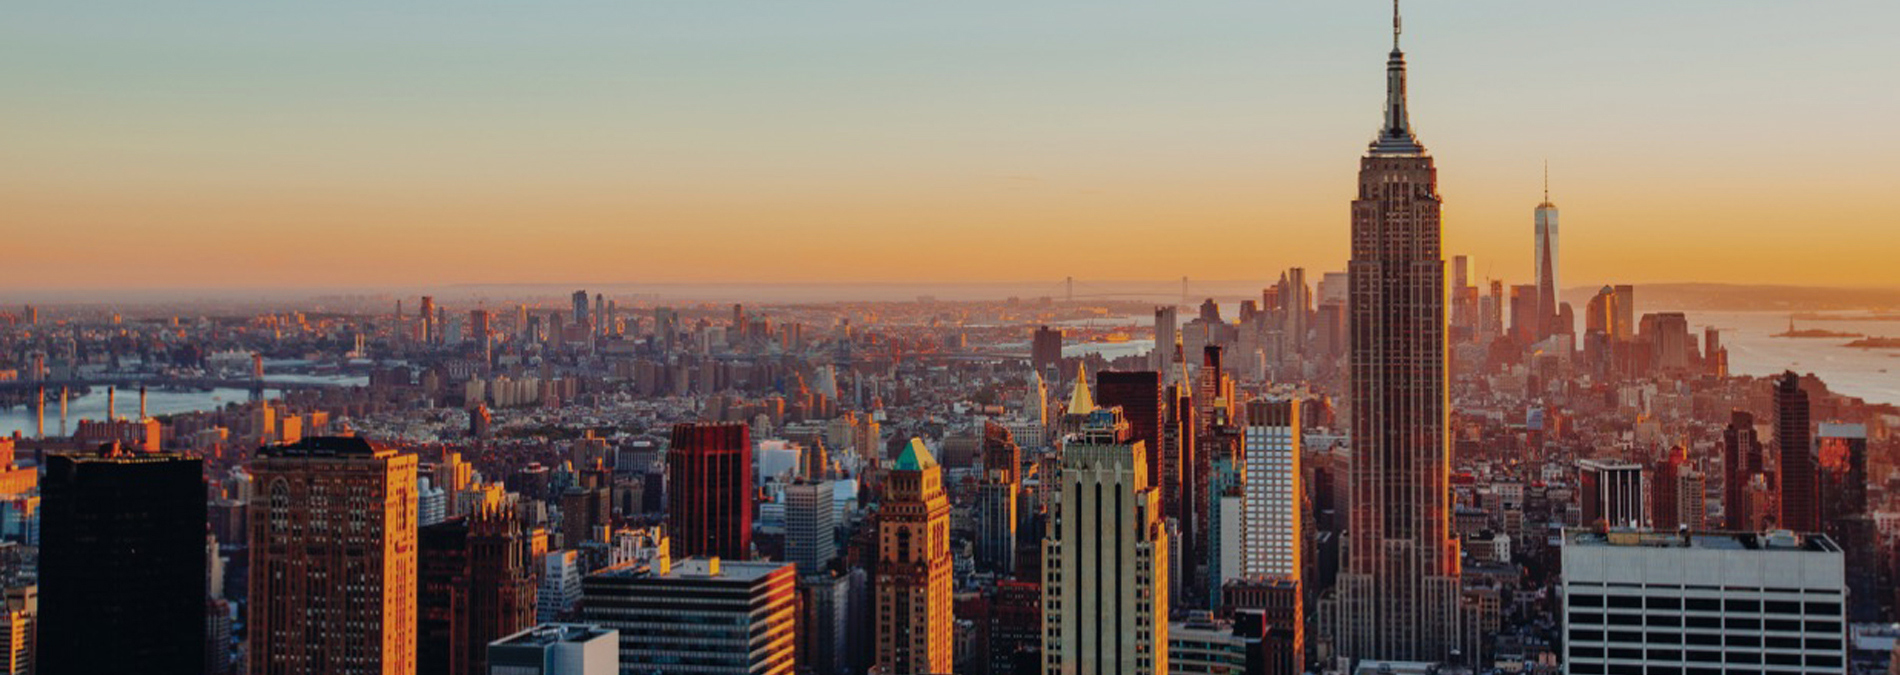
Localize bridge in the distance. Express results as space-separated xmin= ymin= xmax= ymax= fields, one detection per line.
xmin=0 ymin=375 xmax=356 ymax=394
xmin=1034 ymin=277 xmax=1270 ymax=305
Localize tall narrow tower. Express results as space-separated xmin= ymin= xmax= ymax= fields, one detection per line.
xmin=1534 ymin=162 xmax=1561 ymax=340
xmin=876 ymin=439 xmax=953 ymax=674
xmin=1330 ymin=1 xmax=1469 ymax=663
xmin=1041 ymin=408 xmax=1170 ymax=675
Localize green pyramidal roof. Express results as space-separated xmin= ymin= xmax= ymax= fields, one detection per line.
xmin=896 ymin=438 xmax=938 ymax=472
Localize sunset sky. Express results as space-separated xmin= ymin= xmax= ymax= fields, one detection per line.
xmin=4 ymin=1 xmax=1896 ymax=291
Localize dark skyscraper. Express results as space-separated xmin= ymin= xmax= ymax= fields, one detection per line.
xmin=667 ymin=422 xmax=755 ymax=560
xmin=1579 ymin=459 xmax=1646 ymax=527
xmin=1095 ymin=370 xmax=1163 ymax=485
xmin=1329 ymin=3 xmax=1469 ymax=662
xmin=1722 ymin=411 xmax=1765 ymax=531
xmin=419 ymin=508 xmax=540 ymax=675
xmin=1031 ymin=326 xmax=1063 ymax=378
xmin=39 ymin=444 xmax=206 ymax=675
xmin=1776 ymin=371 xmax=1817 ymax=532
xmin=975 ymin=422 xmax=1022 ymax=576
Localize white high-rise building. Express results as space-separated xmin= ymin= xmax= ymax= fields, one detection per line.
xmin=417 ymin=476 xmax=448 ymax=527
xmin=785 ymin=480 xmax=836 ymax=576
xmin=1561 ymin=528 xmax=1847 ymax=674
xmin=1241 ymin=399 xmax=1302 ymax=580
xmin=537 ymin=551 xmax=583 ymax=623
xmin=1152 ymin=306 xmax=1178 ymax=372
xmin=1042 ymin=408 xmax=1170 ymax=675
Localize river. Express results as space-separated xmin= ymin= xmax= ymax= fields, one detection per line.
xmin=0 ymin=374 xmax=367 ymax=438
xmin=1054 ymin=310 xmax=1900 ymax=406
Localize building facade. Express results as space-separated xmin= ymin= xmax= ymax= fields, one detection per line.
xmin=1042 ymin=408 xmax=1171 ymax=675
xmin=1328 ymin=5 xmax=1470 ymax=663
xmin=666 ymin=422 xmax=754 ymax=560
xmin=876 ymin=439 xmax=954 ymax=674
xmin=39 ymin=445 xmax=206 ymax=675
xmin=249 ymin=436 xmax=419 ymax=675
xmin=1241 ymin=399 xmax=1302 ymax=580
xmin=581 ymin=557 xmax=797 ymax=675
xmin=1561 ymin=529 xmax=1847 ymax=674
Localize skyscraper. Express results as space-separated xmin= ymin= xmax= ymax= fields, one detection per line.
xmin=1096 ymin=370 xmax=1164 ymax=490
xmin=1584 ymin=285 xmax=1615 ymax=336
xmin=1153 ymin=306 xmax=1178 ymax=371
xmin=1241 ymin=400 xmax=1302 ymax=580
xmin=583 ymin=558 xmax=797 ymax=675
xmin=1578 ymin=459 xmax=1645 ymax=527
xmin=876 ymin=439 xmax=953 ymax=675
xmin=975 ymin=422 xmax=1023 ymax=576
xmin=419 ymin=507 xmax=540 ymax=675
xmin=1533 ymin=166 xmax=1560 ymax=341
xmin=1611 ymin=284 xmax=1635 ymax=340
xmin=1722 ymin=411 xmax=1765 ymax=530
xmin=1042 ymin=407 xmax=1170 ymax=675
xmin=250 ymin=436 xmax=419 ymax=675
xmin=420 ymin=295 xmax=437 ymax=343
xmin=785 ymin=479 xmax=837 ymax=575
xmin=1032 ymin=326 xmax=1064 ymax=379
xmin=1776 ymin=371 xmax=1817 ymax=532
xmin=1329 ymin=3 xmax=1470 ymax=662
xmin=667 ymin=422 xmax=754 ymax=560
xmin=39 ymin=444 xmax=206 ymax=675
xmin=1278 ymin=268 xmax=1311 ymax=354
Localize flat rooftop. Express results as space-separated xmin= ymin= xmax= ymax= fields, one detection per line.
xmin=1565 ymin=528 xmax=1840 ymax=554
xmin=591 ymin=557 xmax=792 ymax=583
xmin=492 ymin=623 xmax=615 ymax=647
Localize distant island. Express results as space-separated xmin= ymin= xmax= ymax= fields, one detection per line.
xmin=1845 ymin=337 xmax=1900 ymax=349
xmin=1773 ymin=317 xmax=1862 ymax=339
xmin=1774 ymin=328 xmax=1864 ymax=338
xmin=1793 ymin=312 xmax=1900 ymax=322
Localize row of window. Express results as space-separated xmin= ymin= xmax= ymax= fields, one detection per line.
xmin=1570 ymin=628 xmax=1841 ymax=651
xmin=1569 ymin=612 xmax=1841 ymax=634
xmin=1569 ymin=646 xmax=1841 ymax=669
xmin=1570 ymin=595 xmax=1841 ymax=615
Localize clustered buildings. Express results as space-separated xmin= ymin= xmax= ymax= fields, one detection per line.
xmin=0 ymin=6 xmax=1895 ymax=675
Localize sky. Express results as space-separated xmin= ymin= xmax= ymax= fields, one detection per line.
xmin=3 ymin=1 xmax=1897 ymax=292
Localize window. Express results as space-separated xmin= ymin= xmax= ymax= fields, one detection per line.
xmin=1645 ymin=597 xmax=1681 ymax=610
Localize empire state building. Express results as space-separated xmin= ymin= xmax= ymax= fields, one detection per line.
xmin=1324 ymin=2 xmax=1473 ymax=664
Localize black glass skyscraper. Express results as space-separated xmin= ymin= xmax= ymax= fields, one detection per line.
xmin=39 ymin=444 xmax=207 ymax=675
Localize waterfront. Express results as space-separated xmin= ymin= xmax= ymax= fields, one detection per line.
xmin=1683 ymin=310 xmax=1900 ymax=407
xmin=0 ymin=373 xmax=368 ymax=438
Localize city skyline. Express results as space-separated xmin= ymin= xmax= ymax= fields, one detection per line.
xmin=2 ymin=4 xmax=1897 ymax=675
xmin=6 ymin=2 xmax=1899 ymax=290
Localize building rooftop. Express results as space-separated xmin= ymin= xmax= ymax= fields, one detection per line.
xmin=1565 ymin=528 xmax=1840 ymax=554
xmin=1819 ymin=422 xmax=1867 ymax=439
xmin=491 ymin=623 xmax=615 ymax=648
xmin=894 ymin=438 xmax=938 ymax=472
xmin=591 ymin=556 xmax=792 ymax=583
xmin=258 ymin=435 xmax=389 ymax=458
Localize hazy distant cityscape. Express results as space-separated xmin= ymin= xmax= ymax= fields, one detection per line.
xmin=5 ymin=2 xmax=1899 ymax=675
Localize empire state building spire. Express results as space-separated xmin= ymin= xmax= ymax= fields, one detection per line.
xmin=1325 ymin=0 xmax=1470 ymax=664
xmin=1372 ymin=0 xmax=1423 ymax=156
